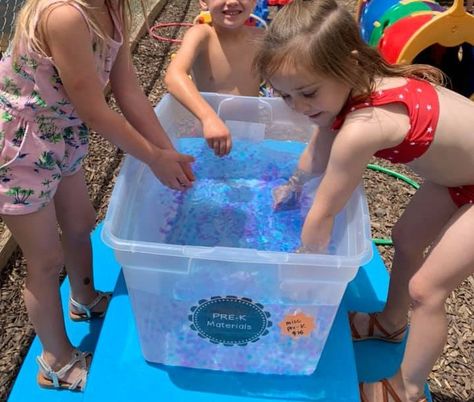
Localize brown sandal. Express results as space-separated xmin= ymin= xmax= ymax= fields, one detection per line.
xmin=349 ymin=312 xmax=407 ymax=343
xmin=360 ymin=379 xmax=403 ymax=402
xmin=359 ymin=379 xmax=427 ymax=402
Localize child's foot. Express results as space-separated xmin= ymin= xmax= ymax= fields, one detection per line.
xmin=69 ymin=291 xmax=112 ymax=321
xmin=349 ymin=312 xmax=407 ymax=343
xmin=37 ymin=349 xmax=92 ymax=391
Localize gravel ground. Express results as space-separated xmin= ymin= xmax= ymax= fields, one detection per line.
xmin=0 ymin=0 xmax=473 ymax=401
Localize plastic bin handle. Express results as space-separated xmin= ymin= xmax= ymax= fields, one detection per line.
xmin=216 ymin=97 xmax=273 ymax=142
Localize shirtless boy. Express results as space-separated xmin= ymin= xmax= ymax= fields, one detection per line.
xmin=165 ymin=0 xmax=262 ymax=156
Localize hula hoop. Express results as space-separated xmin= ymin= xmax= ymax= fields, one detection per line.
xmin=149 ymin=22 xmax=194 ymax=44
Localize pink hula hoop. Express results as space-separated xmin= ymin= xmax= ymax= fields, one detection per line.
xmin=149 ymin=22 xmax=194 ymax=44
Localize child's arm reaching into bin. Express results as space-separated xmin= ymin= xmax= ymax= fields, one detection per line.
xmin=165 ymin=25 xmax=231 ymax=157
xmin=45 ymin=6 xmax=195 ymax=189
xmin=272 ymin=126 xmax=335 ymax=211
xmin=300 ymin=121 xmax=379 ymax=252
xmin=110 ymin=37 xmax=195 ymax=182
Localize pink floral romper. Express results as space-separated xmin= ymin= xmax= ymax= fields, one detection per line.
xmin=0 ymin=0 xmax=123 ymax=215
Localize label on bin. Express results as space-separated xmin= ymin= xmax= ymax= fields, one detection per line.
xmin=279 ymin=312 xmax=316 ymax=339
xmin=189 ymin=296 xmax=272 ymax=346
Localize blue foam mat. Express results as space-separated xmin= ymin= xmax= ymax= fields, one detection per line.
xmin=9 ymin=228 xmax=431 ymax=402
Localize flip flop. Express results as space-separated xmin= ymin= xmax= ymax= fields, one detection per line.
xmin=349 ymin=312 xmax=408 ymax=343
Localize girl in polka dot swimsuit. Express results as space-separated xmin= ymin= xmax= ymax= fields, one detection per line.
xmin=255 ymin=0 xmax=474 ymax=401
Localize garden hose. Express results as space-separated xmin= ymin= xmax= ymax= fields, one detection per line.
xmin=366 ymin=163 xmax=420 ymax=246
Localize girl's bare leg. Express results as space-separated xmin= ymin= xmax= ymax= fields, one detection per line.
xmin=352 ymin=182 xmax=457 ymax=335
xmin=399 ymin=203 xmax=474 ymax=399
xmin=2 ymin=204 xmax=86 ymax=382
xmin=54 ymin=168 xmax=107 ymax=313
xmin=362 ymin=192 xmax=474 ymax=401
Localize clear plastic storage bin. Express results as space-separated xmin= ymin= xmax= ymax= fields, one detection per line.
xmin=102 ymin=93 xmax=373 ymax=375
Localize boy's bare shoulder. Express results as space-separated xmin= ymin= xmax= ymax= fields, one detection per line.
xmin=185 ymin=23 xmax=214 ymax=38
xmin=177 ymin=23 xmax=216 ymax=56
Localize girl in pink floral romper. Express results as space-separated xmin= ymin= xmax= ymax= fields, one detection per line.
xmin=0 ymin=0 xmax=195 ymax=391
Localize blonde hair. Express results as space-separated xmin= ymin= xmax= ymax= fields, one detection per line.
xmin=11 ymin=0 xmax=133 ymax=59
xmin=254 ymin=0 xmax=445 ymax=99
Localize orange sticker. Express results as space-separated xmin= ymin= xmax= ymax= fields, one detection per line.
xmin=279 ymin=312 xmax=316 ymax=339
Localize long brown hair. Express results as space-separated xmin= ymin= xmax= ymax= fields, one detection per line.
xmin=11 ymin=0 xmax=133 ymax=59
xmin=254 ymin=0 xmax=445 ymax=98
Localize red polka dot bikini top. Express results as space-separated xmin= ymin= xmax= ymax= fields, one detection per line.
xmin=331 ymin=78 xmax=440 ymax=163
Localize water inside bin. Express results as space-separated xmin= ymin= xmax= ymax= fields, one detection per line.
xmin=127 ymin=138 xmax=345 ymax=254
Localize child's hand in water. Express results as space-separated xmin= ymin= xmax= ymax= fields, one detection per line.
xmin=180 ymin=160 xmax=195 ymax=182
xmin=150 ymin=149 xmax=195 ymax=190
xmin=272 ymin=169 xmax=314 ymax=211
xmin=272 ymin=182 xmax=302 ymax=211
xmin=202 ymin=115 xmax=232 ymax=157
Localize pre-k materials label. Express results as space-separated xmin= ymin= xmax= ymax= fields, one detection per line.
xmin=189 ymin=296 xmax=272 ymax=346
